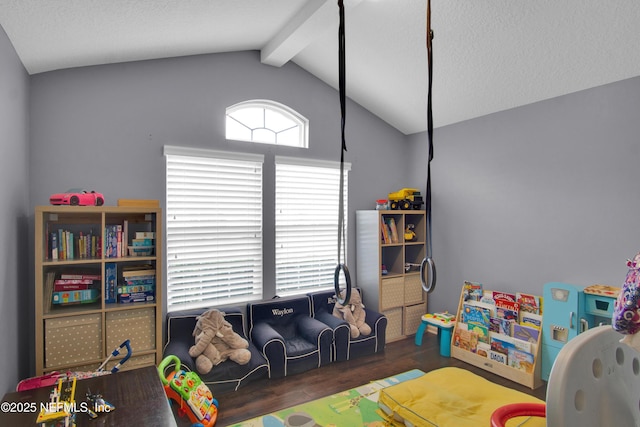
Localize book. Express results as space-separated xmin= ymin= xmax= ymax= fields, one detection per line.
xmin=520 ymin=312 xmax=543 ymax=330
xmin=50 ymin=233 xmax=58 ymax=260
xmin=52 ymin=288 xmax=99 ymax=305
xmin=492 ymin=291 xmax=516 ymax=303
xmin=105 ymin=225 xmax=118 ymax=258
xmin=43 ymin=271 xmax=56 ymax=314
xmin=453 ymin=328 xmax=472 ymax=351
xmin=380 ymin=220 xmax=390 ymax=243
xmin=467 ymin=323 xmax=490 ymax=344
xmin=489 ymin=350 xmax=508 ymax=365
xmin=490 ymin=332 xmax=515 ymax=355
xmin=118 ymin=290 xmax=155 ymax=304
xmin=104 ymin=262 xmax=117 ymax=303
xmin=489 ymin=316 xmax=513 ymax=335
xmin=463 ymin=281 xmax=483 ymax=301
xmin=386 ymin=218 xmax=399 ymax=243
xmin=53 ymin=279 xmax=95 ymax=292
xmin=512 ymin=323 xmax=540 ymax=343
xmin=508 ymin=348 xmax=535 ymax=373
xmin=516 ymin=292 xmax=541 ymax=314
xmin=123 ymin=276 xmax=155 ymax=285
xmin=54 ymin=278 xmax=94 ymax=285
xmin=462 ymin=303 xmax=491 ymax=328
xmin=135 ymin=231 xmax=156 ymax=239
xmin=495 ymin=298 xmax=520 ymax=322
xmin=476 ymin=342 xmax=491 ymax=358
xmin=118 ymin=284 xmax=155 ymax=294
xmin=132 ymin=238 xmax=154 ymax=247
xmin=122 ymin=269 xmax=155 ymax=278
xmin=59 ymin=273 xmax=101 ymax=280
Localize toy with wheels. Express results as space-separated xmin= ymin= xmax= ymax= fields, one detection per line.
xmin=158 ymin=355 xmax=218 ymax=427
xmin=388 ymin=188 xmax=424 ymax=210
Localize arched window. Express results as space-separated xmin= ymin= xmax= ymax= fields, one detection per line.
xmin=226 ymin=100 xmax=309 ymax=148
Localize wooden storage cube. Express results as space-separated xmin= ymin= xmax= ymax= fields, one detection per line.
xmin=384 ymin=307 xmax=403 ymax=341
xmin=45 ymin=313 xmax=102 ymax=368
xmin=381 ymin=245 xmax=403 ymax=275
xmin=380 ymin=277 xmax=404 ymax=310
xmin=404 ymin=303 xmax=426 ymax=335
xmin=404 ymin=274 xmax=425 ymax=305
xmin=106 ymin=307 xmax=156 ymax=353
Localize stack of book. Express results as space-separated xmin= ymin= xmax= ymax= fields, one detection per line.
xmin=50 ymin=272 xmax=101 ymax=306
xmin=118 ymin=265 xmax=155 ymax=303
xmin=128 ymin=231 xmax=155 ymax=257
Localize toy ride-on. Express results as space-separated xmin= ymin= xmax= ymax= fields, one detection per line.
xmin=158 ymin=355 xmax=218 ymax=427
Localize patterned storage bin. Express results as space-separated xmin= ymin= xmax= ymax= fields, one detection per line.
xmin=106 ymin=307 xmax=156 ymax=353
xmin=404 ymin=274 xmax=425 ymax=305
xmin=381 ymin=277 xmax=404 ymax=310
xmin=404 ymin=303 xmax=427 ymax=335
xmin=45 ymin=313 xmax=102 ymax=368
xmin=384 ymin=307 xmax=403 ymax=341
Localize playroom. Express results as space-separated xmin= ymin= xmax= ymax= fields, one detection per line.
xmin=2 ymin=1 xmax=640 ymax=426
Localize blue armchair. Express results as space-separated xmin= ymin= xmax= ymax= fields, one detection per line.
xmin=163 ymin=307 xmax=269 ymax=394
xmin=308 ymin=288 xmax=387 ymax=362
xmin=247 ymin=296 xmax=333 ymax=378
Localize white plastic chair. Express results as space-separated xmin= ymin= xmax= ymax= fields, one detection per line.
xmin=491 ymin=325 xmax=640 ymax=426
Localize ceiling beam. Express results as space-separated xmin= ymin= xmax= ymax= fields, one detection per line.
xmin=261 ymin=0 xmax=363 ymax=67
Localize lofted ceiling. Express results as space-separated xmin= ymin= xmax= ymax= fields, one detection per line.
xmin=1 ymin=0 xmax=639 ymax=135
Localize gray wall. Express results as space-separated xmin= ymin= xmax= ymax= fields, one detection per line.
xmin=0 ymin=25 xmax=30 ymax=394
xmin=28 ymin=51 xmax=408 ymax=313
xmin=409 ymin=76 xmax=640 ymax=315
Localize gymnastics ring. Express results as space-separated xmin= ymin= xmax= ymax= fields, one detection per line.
xmin=334 ymin=263 xmax=352 ymax=305
xmin=420 ymin=257 xmax=437 ymax=294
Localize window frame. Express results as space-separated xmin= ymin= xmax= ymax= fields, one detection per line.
xmin=225 ymin=99 xmax=309 ymax=148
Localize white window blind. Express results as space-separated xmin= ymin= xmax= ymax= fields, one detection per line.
xmin=165 ymin=146 xmax=263 ymax=311
xmin=275 ymin=157 xmax=350 ymax=296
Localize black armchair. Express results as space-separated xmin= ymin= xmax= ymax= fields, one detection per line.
xmin=163 ymin=306 xmax=269 ymax=394
xmin=247 ymin=295 xmax=333 ymax=378
xmin=308 ymin=288 xmax=387 ymax=362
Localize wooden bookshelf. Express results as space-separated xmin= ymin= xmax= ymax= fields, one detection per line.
xmin=34 ymin=205 xmax=162 ymax=375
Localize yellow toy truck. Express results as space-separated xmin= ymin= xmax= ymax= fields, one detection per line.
xmin=388 ymin=188 xmax=424 ymax=210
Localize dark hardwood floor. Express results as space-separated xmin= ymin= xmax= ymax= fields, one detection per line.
xmin=173 ymin=332 xmax=547 ymax=426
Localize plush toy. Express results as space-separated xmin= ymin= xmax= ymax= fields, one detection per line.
xmin=188 ymin=309 xmax=251 ymax=375
xmin=333 ymin=290 xmax=372 ymax=339
xmin=613 ymin=252 xmax=640 ymax=352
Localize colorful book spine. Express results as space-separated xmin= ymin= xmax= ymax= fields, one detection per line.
xmin=118 ymin=290 xmax=155 ymax=304
xmin=52 ymin=288 xmax=99 ymax=305
xmin=118 ymin=284 xmax=155 ymax=294
xmin=104 ymin=262 xmax=117 ymax=303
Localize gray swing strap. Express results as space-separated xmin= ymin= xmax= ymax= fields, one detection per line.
xmin=335 ymin=0 xmax=351 ymax=306
xmin=421 ymin=0 xmax=437 ymax=294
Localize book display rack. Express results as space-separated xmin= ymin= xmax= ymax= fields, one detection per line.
xmin=451 ymin=281 xmax=543 ymax=389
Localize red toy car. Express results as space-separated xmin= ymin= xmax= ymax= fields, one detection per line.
xmin=50 ymin=189 xmax=105 ymax=206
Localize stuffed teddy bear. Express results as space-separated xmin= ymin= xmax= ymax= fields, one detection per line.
xmin=188 ymin=309 xmax=251 ymax=375
xmin=333 ymin=289 xmax=372 ymax=339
